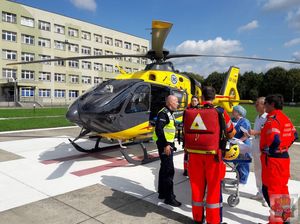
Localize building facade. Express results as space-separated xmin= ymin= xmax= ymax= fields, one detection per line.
xmin=0 ymin=0 xmax=149 ymax=106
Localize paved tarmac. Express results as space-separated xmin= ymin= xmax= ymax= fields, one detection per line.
xmin=0 ymin=127 xmax=299 ymax=224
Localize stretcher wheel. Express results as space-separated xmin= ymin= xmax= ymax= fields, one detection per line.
xmin=227 ymin=194 xmax=240 ymax=207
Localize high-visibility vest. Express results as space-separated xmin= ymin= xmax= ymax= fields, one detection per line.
xmin=153 ymin=107 xmax=176 ymax=142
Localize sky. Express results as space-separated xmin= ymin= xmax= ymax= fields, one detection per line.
xmin=11 ymin=0 xmax=300 ymax=77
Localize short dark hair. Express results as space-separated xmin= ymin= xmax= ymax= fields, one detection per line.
xmin=265 ymin=94 xmax=284 ymax=110
xmin=191 ymin=95 xmax=198 ymax=100
xmin=202 ymin=86 xmax=216 ymax=101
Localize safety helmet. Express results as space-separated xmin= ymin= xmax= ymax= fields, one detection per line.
xmin=224 ymin=144 xmax=240 ymax=160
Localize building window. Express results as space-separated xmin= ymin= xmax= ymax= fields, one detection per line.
xmin=105 ymin=64 xmax=113 ymax=73
xmin=124 ymin=42 xmax=132 ymax=50
xmin=141 ymin=46 xmax=148 ymax=53
xmin=81 ymin=31 xmax=91 ymax=40
xmin=2 ymin=30 xmax=17 ymax=42
xmin=105 ymin=50 xmax=113 ymax=55
xmin=39 ymin=55 xmax=51 ymax=65
xmin=132 ymin=57 xmax=140 ymax=64
xmin=68 ymin=43 xmax=79 ymax=53
xmin=93 ymin=48 xmax=102 ymax=56
xmin=68 ymin=60 xmax=79 ymax=68
xmin=68 ymin=28 xmax=78 ymax=37
xmin=69 ymin=75 xmax=79 ymax=83
xmin=82 ymin=61 xmax=91 ymax=69
xmin=54 ymin=73 xmax=65 ymax=82
xmin=2 ymin=12 xmax=17 ymax=23
xmin=94 ymin=77 xmax=102 ymax=84
xmin=133 ymin=44 xmax=140 ymax=52
xmin=21 ymin=87 xmax=34 ymax=97
xmin=21 ymin=34 xmax=35 ymax=45
xmin=38 ymin=20 xmax=51 ymax=31
xmin=115 ymin=52 xmax=122 ymax=61
xmin=38 ymin=38 xmax=51 ymax=48
xmin=54 ymin=24 xmax=65 ymax=34
xmin=54 ymin=89 xmax=65 ymax=98
xmin=81 ymin=46 xmax=91 ymax=55
xmin=104 ymin=36 xmax=113 ymax=45
xmin=21 ymin=52 xmax=34 ymax=62
xmin=125 ymin=67 xmax=132 ymax=73
xmin=141 ymin=58 xmax=147 ymax=65
xmin=54 ymin=41 xmax=65 ymax=50
xmin=82 ymin=76 xmax=91 ymax=84
xmin=20 ymin=16 xmax=34 ymax=27
xmin=124 ymin=57 xmax=132 ymax=62
xmin=115 ymin=39 xmax=123 ymax=48
xmin=69 ymin=90 xmax=79 ymax=98
xmin=39 ymin=72 xmax=51 ymax=81
xmin=94 ymin=63 xmax=103 ymax=71
xmin=94 ymin=34 xmax=102 ymax=43
xmin=2 ymin=68 xmax=17 ymax=79
xmin=54 ymin=57 xmax=65 ymax=66
xmin=2 ymin=49 xmax=17 ymax=60
xmin=39 ymin=89 xmax=51 ymax=97
xmin=21 ymin=70 xmax=34 ymax=80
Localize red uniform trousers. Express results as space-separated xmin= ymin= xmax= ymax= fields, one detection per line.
xmin=261 ymin=153 xmax=290 ymax=224
xmin=188 ymin=153 xmax=226 ymax=224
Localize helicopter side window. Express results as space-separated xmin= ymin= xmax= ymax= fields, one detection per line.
xmin=125 ymin=85 xmax=150 ymax=113
xmin=172 ymin=90 xmax=187 ymax=110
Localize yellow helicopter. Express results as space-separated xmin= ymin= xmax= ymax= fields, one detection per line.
xmin=7 ymin=20 xmax=299 ymax=165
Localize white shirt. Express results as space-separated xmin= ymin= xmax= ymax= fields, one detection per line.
xmin=251 ymin=112 xmax=267 ymax=153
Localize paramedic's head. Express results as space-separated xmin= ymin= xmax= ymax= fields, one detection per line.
xmin=166 ymin=95 xmax=178 ymax=111
xmin=202 ymin=86 xmax=216 ymax=101
xmin=264 ymin=94 xmax=283 ymax=113
xmin=191 ymin=95 xmax=199 ymax=107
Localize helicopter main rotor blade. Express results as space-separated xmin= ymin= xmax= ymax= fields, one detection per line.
xmin=167 ymin=54 xmax=300 ymax=64
xmin=151 ymin=20 xmax=173 ymax=60
xmin=6 ymin=54 xmax=148 ymax=66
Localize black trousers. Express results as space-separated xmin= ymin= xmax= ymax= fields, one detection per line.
xmin=157 ymin=143 xmax=175 ymax=200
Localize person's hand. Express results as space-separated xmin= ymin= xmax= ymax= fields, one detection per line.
xmin=164 ymin=145 xmax=172 ymax=156
xmin=249 ymin=129 xmax=256 ymax=136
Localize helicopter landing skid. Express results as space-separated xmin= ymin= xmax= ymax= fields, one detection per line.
xmin=120 ymin=142 xmax=160 ymax=165
xmin=68 ymin=137 xmax=102 ymax=153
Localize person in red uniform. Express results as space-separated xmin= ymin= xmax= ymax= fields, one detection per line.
xmin=260 ymin=94 xmax=298 ymax=224
xmin=183 ymin=95 xmax=200 ymax=176
xmin=185 ymin=86 xmax=236 ymax=224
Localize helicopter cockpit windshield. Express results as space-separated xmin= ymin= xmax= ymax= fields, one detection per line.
xmin=144 ymin=61 xmax=175 ymax=72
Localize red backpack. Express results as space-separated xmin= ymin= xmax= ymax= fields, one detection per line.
xmin=183 ymin=106 xmax=222 ymax=153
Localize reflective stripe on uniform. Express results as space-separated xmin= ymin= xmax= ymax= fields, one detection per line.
xmin=206 ymin=202 xmax=223 ymax=208
xmin=187 ymin=149 xmax=217 ymax=154
xmin=266 ymin=128 xmax=280 ymax=135
xmin=192 ymin=201 xmax=205 ymax=207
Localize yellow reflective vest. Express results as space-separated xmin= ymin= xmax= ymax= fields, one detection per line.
xmin=153 ymin=107 xmax=176 ymax=142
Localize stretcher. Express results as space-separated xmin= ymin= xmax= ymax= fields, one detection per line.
xmin=222 ymin=154 xmax=252 ymax=207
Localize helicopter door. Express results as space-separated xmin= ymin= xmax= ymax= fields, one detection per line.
xmin=123 ymin=84 xmax=151 ymax=128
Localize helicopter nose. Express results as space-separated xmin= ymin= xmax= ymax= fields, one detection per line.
xmin=66 ymin=103 xmax=81 ymax=125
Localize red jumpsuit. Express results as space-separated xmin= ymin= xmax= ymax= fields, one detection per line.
xmin=260 ymin=110 xmax=297 ymax=224
xmin=187 ymin=102 xmax=235 ymax=224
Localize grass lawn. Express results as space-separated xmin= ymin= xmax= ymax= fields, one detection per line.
xmin=0 ymin=107 xmax=74 ymax=132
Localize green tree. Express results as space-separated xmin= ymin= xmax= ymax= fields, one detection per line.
xmin=238 ymin=71 xmax=263 ymax=101
xmin=203 ymin=71 xmax=226 ymax=93
xmin=287 ymin=68 xmax=300 ymax=102
xmin=260 ymin=67 xmax=288 ymax=97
